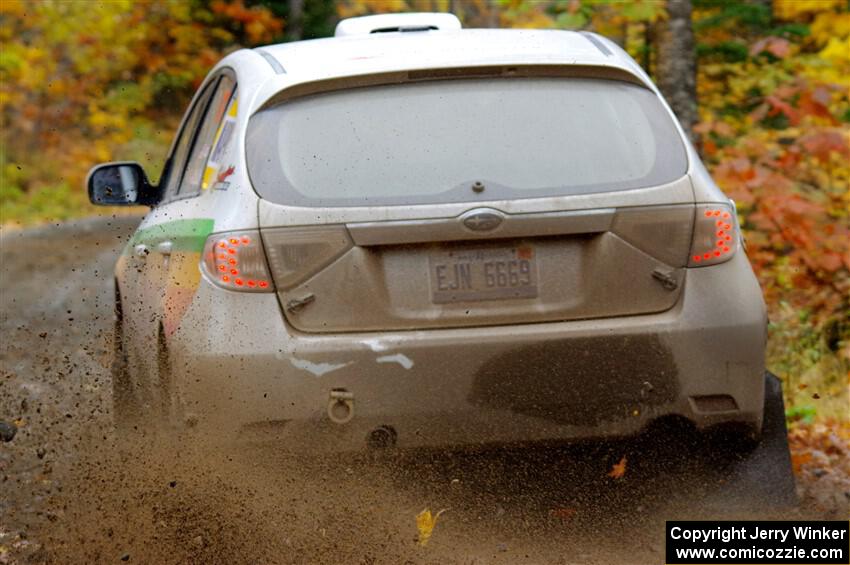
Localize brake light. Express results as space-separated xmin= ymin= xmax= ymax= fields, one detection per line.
xmin=261 ymin=226 xmax=352 ymax=290
xmin=202 ymin=230 xmax=273 ymax=292
xmin=689 ymin=203 xmax=739 ymax=267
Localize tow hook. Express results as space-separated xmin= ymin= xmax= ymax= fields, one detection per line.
xmin=327 ymin=388 xmax=354 ymax=424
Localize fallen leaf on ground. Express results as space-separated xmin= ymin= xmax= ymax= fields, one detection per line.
xmin=549 ymin=507 xmax=577 ymax=522
xmin=788 ymin=421 xmax=850 ymax=515
xmin=791 ymin=451 xmax=813 ymax=474
xmin=608 ymin=456 xmax=627 ymax=479
xmin=416 ymin=508 xmax=446 ymax=546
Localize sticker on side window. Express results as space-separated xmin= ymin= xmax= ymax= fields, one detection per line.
xmin=202 ymin=94 xmax=239 ymax=190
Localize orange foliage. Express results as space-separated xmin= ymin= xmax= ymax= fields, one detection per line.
xmin=695 ymin=2 xmax=849 ymax=386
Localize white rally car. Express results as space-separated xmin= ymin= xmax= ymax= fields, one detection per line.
xmin=88 ymin=13 xmax=786 ymax=459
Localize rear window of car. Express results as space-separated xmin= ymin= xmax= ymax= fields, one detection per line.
xmin=246 ymin=77 xmax=688 ymax=207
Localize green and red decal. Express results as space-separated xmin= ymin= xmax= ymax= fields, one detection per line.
xmin=125 ymin=218 xmax=215 ymax=337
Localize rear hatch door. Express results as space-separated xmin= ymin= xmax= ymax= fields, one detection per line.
xmin=250 ymin=73 xmax=694 ymax=332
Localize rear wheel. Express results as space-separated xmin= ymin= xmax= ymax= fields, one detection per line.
xmin=111 ymin=288 xmax=182 ymax=436
xmin=695 ymin=372 xmax=797 ymax=509
xmin=715 ymin=372 xmax=796 ymax=506
xmin=111 ymin=287 xmax=141 ymax=434
xmin=626 ymin=372 xmax=796 ymax=510
xmin=152 ymin=324 xmax=184 ymax=431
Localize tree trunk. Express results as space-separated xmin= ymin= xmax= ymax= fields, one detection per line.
xmin=656 ymin=0 xmax=698 ymax=143
xmin=643 ymin=21 xmax=653 ymax=75
xmin=288 ymin=0 xmax=304 ymax=41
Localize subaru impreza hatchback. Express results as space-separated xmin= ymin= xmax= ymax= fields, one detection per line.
xmin=88 ymin=13 xmax=771 ymax=451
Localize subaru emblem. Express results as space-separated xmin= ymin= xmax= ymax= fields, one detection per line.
xmin=462 ymin=209 xmax=504 ymax=232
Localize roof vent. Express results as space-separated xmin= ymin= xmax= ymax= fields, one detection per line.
xmin=334 ymin=12 xmax=461 ymax=37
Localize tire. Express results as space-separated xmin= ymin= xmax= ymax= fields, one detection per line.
xmin=748 ymin=371 xmax=798 ymax=505
xmin=153 ymin=324 xmax=183 ymax=430
xmin=111 ymin=286 xmax=141 ymax=434
xmin=111 ymin=286 xmax=178 ymax=435
xmin=702 ymin=372 xmax=797 ymax=509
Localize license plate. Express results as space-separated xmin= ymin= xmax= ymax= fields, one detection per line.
xmin=429 ymin=245 xmax=538 ymax=304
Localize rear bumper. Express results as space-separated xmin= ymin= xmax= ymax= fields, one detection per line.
xmin=171 ymin=252 xmax=766 ymax=449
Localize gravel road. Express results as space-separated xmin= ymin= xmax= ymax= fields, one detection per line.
xmin=1 ymin=217 xmax=846 ymax=564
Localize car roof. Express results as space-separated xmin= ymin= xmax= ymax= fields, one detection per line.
xmin=244 ymin=28 xmax=652 ymax=110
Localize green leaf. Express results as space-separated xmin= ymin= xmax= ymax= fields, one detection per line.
xmin=555 ymin=12 xmax=588 ymax=29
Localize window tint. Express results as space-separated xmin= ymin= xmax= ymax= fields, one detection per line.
xmin=160 ymin=81 xmax=217 ymax=200
xmin=247 ymin=78 xmax=688 ymax=207
xmin=179 ymin=76 xmax=236 ymax=196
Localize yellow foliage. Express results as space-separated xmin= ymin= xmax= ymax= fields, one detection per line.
xmin=819 ymin=36 xmax=850 ymax=65
xmin=506 ymin=9 xmax=556 ymax=29
xmin=810 ymin=13 xmax=850 ymax=46
xmin=1 ymin=0 xmax=283 ymax=209
xmin=775 ymin=0 xmax=844 ymax=21
xmin=93 ymin=140 xmax=113 ymax=164
xmin=0 ymin=0 xmax=26 ymax=16
xmin=337 ymin=0 xmax=408 ymax=19
xmin=807 ymin=37 xmax=850 ymax=88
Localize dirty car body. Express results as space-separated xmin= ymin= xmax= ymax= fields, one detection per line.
xmin=88 ymin=13 xmax=768 ymax=450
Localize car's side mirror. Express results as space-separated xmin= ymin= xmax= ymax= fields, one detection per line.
xmin=86 ymin=162 xmax=159 ymax=206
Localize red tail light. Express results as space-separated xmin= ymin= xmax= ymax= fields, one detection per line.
xmin=689 ymin=203 xmax=739 ymax=267
xmin=202 ymin=230 xmax=274 ymax=292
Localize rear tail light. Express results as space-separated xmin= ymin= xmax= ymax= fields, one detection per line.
xmin=202 ymin=230 xmax=274 ymax=292
xmin=611 ymin=205 xmax=694 ymax=267
xmin=689 ymin=202 xmax=739 ymax=267
xmin=261 ymin=226 xmax=352 ymax=290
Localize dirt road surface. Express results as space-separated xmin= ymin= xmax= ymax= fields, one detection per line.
xmin=1 ymin=217 xmax=847 ymax=564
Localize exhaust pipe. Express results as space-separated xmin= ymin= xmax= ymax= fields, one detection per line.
xmin=367 ymin=425 xmax=397 ymax=449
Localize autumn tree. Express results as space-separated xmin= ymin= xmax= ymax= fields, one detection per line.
xmin=0 ymin=0 xmax=283 ymax=221
xmin=656 ymin=0 xmax=698 ymax=140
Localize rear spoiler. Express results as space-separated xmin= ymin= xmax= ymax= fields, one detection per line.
xmin=256 ymin=64 xmax=650 ymax=112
